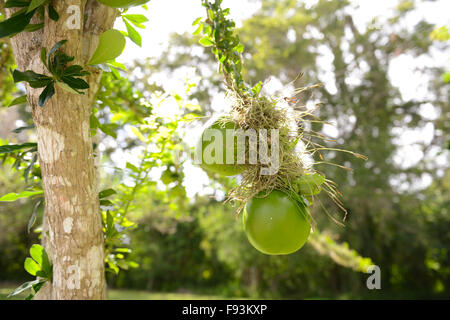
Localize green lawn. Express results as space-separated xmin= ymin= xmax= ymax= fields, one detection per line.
xmin=108 ymin=289 xmax=231 ymax=300
xmin=0 ymin=287 xmax=233 ymax=300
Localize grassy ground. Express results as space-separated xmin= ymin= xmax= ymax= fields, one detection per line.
xmin=0 ymin=287 xmax=233 ymax=300
xmin=3 ymin=286 xmax=437 ymax=300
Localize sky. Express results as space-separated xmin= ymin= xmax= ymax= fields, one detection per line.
xmin=116 ymin=0 xmax=449 ymax=65
xmin=107 ymin=0 xmax=450 ymax=197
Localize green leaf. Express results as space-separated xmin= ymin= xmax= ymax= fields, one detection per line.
xmin=90 ymin=114 xmax=101 ymax=129
xmin=124 ymin=20 xmax=142 ymax=46
xmin=23 ymin=279 xmax=46 ymax=299
xmin=62 ymin=65 xmax=89 ymax=77
xmin=99 ymin=188 xmax=117 ymax=199
xmin=97 ymin=0 xmax=150 ymax=8
xmin=107 ymin=261 xmax=119 ymax=274
xmin=30 ymin=78 xmax=53 ymax=89
xmin=12 ymin=69 xmax=52 ymax=88
xmin=12 ymin=124 xmax=35 ymax=133
xmin=100 ymin=199 xmax=113 ymax=206
xmin=24 ymin=257 xmax=42 ymax=276
xmin=24 ymin=152 xmax=38 ymax=182
xmin=61 ymin=76 xmax=89 ymax=90
xmin=128 ymin=261 xmax=139 ymax=268
xmin=192 ymin=17 xmax=202 ymax=26
xmin=233 ymin=43 xmax=244 ymax=53
xmin=50 ymin=52 xmax=75 ymax=76
xmin=130 ymin=126 xmax=146 ymax=142
xmin=297 ymin=173 xmax=325 ymax=196
xmin=110 ymin=67 xmax=121 ymax=79
xmin=38 ymin=82 xmax=55 ymax=107
xmin=30 ymin=244 xmax=52 ymax=276
xmin=56 ymin=81 xmax=81 ymax=94
xmin=180 ymin=113 xmax=201 ymax=122
xmin=0 ymin=9 xmax=35 ymax=38
xmin=442 ymin=71 xmax=450 ymax=83
xmin=88 ymin=29 xmax=126 ymax=65
xmin=32 ymin=280 xmax=46 ymax=293
xmin=99 ymin=123 xmax=118 ymax=138
xmin=28 ymin=200 xmax=42 ymax=234
xmin=24 ymin=293 xmax=34 ymax=300
xmin=107 ymin=61 xmax=127 ymax=71
xmin=4 ymin=1 xmax=30 ymax=8
xmin=27 ymin=0 xmax=47 ymax=13
xmin=0 ymin=142 xmax=37 ymax=154
xmin=7 ymin=280 xmax=42 ymax=298
xmin=251 ymin=81 xmax=262 ymax=96
xmin=12 ymin=69 xmax=49 ymax=83
xmin=192 ymin=24 xmax=203 ymax=35
xmin=126 ymin=162 xmax=139 ymax=173
xmin=48 ymin=40 xmax=67 ymax=56
xmin=0 ymin=190 xmax=43 ymax=202
xmin=7 ymin=95 xmax=27 ymax=107
xmin=199 ymin=36 xmax=214 ymax=47
xmin=123 ymin=14 xmax=148 ymax=25
xmin=24 ymin=23 xmax=44 ymax=32
xmin=48 ymin=4 xmax=59 ymax=21
xmin=106 ymin=211 xmax=115 ymax=237
xmin=40 ymin=47 xmax=48 ymax=68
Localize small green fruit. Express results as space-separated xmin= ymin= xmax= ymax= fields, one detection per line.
xmin=196 ymin=119 xmax=244 ymax=176
xmin=243 ymin=190 xmax=311 ymax=255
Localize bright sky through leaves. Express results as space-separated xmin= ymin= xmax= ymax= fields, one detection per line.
xmin=110 ymin=0 xmax=449 ymax=197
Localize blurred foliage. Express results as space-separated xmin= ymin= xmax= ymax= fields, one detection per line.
xmin=0 ymin=42 xmax=16 ymax=106
xmin=430 ymin=25 xmax=450 ymax=83
xmin=115 ymin=0 xmax=448 ymax=297
xmin=0 ymin=0 xmax=448 ymax=299
xmin=0 ymin=166 xmax=39 ymax=283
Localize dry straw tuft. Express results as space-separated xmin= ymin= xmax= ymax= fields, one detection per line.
xmin=221 ymin=75 xmax=367 ymax=226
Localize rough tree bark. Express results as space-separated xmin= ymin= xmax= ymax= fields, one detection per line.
xmin=5 ymin=1 xmax=117 ymax=299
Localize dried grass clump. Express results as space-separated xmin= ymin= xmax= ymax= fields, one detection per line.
xmin=221 ymin=78 xmax=367 ymax=225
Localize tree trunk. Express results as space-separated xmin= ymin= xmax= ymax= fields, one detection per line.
xmin=6 ymin=1 xmax=117 ymax=299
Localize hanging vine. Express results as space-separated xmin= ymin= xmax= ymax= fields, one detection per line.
xmin=195 ymin=0 xmax=367 ymax=255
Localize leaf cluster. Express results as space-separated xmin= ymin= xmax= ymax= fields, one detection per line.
xmin=0 ymin=0 xmax=59 ymax=38
xmin=7 ymin=244 xmax=52 ymax=300
xmin=121 ymin=13 xmax=149 ymax=47
xmin=195 ymin=0 xmax=246 ymax=93
xmin=99 ymin=188 xmax=139 ymax=274
xmin=0 ymin=141 xmax=39 ymax=182
xmin=12 ymin=40 xmax=90 ymax=107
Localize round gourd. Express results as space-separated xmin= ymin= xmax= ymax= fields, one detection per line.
xmin=196 ymin=119 xmax=244 ymax=176
xmin=243 ymin=190 xmax=311 ymax=255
